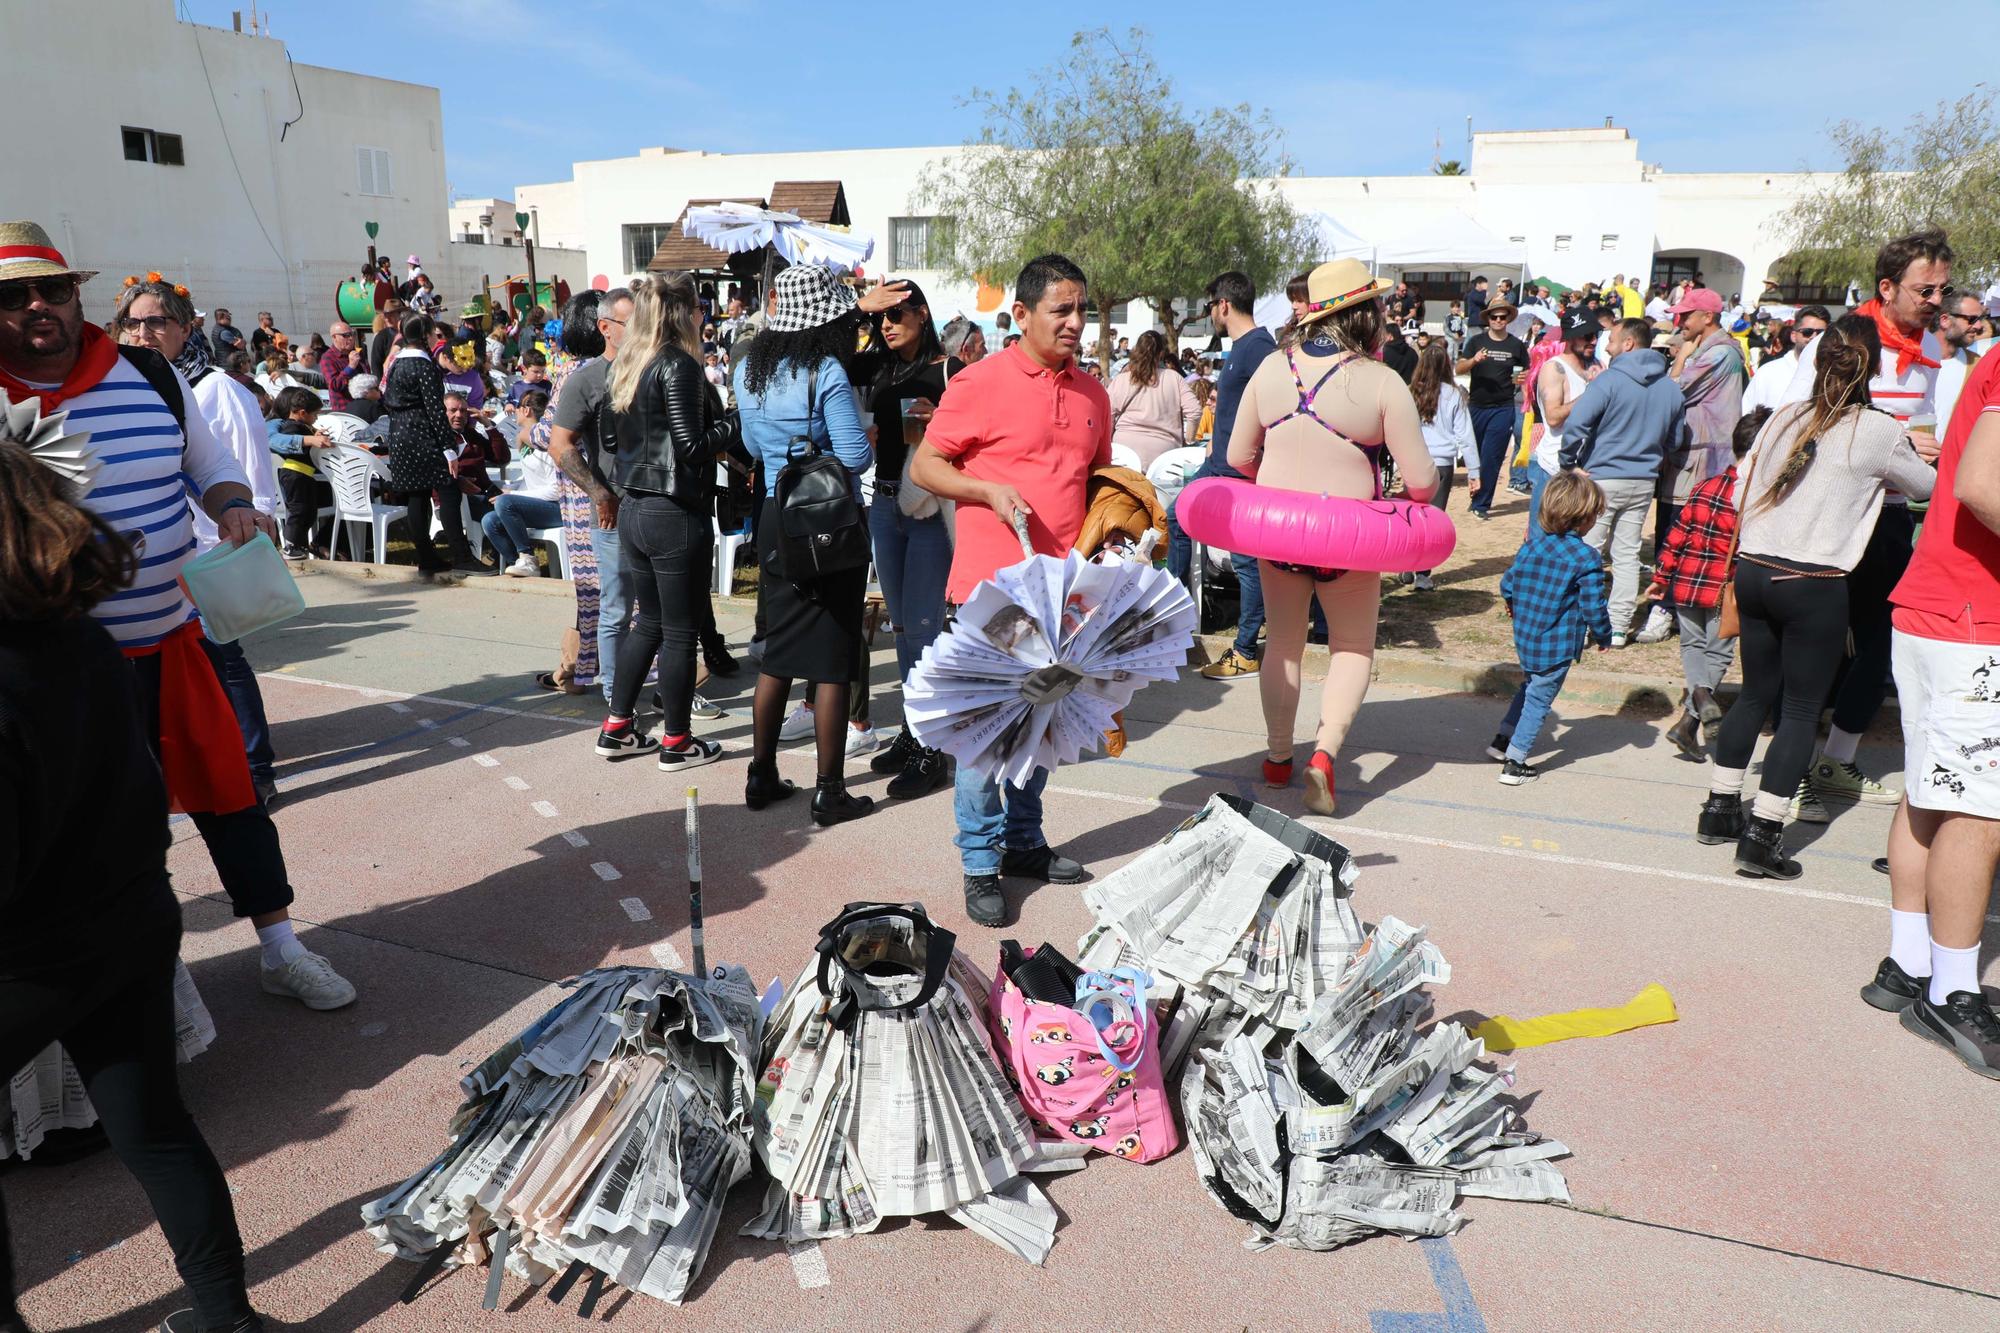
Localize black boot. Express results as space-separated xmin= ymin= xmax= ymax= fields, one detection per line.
xmin=1696 ymin=792 xmax=1744 ymax=845
xmin=1735 ymin=814 xmax=1801 ymax=879
xmin=1690 ymin=686 xmax=1722 ymax=723
xmin=964 ymin=873 xmax=1007 ymax=927
xmin=1665 ymin=711 xmax=1703 ymax=760
xmin=810 ymin=777 xmax=874 ymax=827
xmin=887 ymin=746 xmax=952 ymax=800
xmin=870 ymin=727 xmax=921 ymax=776
xmin=745 ymin=764 xmax=799 ymax=810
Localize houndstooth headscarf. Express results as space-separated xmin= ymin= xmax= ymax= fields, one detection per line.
xmin=766 ymin=263 xmax=858 ymax=333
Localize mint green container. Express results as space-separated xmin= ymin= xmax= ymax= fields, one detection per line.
xmin=178 ymin=534 xmax=306 ymax=644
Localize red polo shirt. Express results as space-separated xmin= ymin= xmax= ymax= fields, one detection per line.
xmin=925 ymin=344 xmax=1112 ymax=603
xmin=1892 ymin=349 xmax=2000 ymax=642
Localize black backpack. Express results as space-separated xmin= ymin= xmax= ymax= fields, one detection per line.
xmin=767 ymin=361 xmax=870 ymax=582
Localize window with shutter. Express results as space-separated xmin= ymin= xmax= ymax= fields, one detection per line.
xmin=356 ymin=146 xmax=393 ymax=197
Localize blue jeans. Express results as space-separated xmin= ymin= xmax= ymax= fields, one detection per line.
xmin=869 ymin=496 xmax=952 ymax=682
xmin=1468 ymin=406 xmax=1515 ymax=514
xmin=591 ymin=522 xmax=634 ymax=705
xmin=954 ymin=765 xmax=1049 ymax=875
xmin=1167 ymin=491 xmax=1192 ymax=584
xmin=1230 ymin=552 xmax=1265 ymax=657
xmin=482 ymin=493 xmax=562 ymax=565
xmin=200 ymin=635 xmax=275 ymax=784
xmin=1525 ymin=459 xmax=1552 ymax=539
xmin=1500 ymin=664 xmax=1571 ymax=762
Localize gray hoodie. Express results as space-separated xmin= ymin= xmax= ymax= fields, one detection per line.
xmin=1558 ymin=348 xmax=1687 ymax=480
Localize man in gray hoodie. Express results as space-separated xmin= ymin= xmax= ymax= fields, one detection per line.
xmin=1559 ymin=318 xmax=1689 ymax=644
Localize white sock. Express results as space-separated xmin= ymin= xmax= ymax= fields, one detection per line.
xmin=257 ymin=919 xmax=307 ymax=969
xmin=1822 ymin=727 xmax=1861 ymax=766
xmin=1888 ymin=909 xmax=1931 ymax=977
xmin=1929 ymin=940 xmax=1981 ymax=1005
xmin=1709 ymin=765 xmax=1746 ymax=797
xmin=1750 ymin=790 xmax=1791 ymax=823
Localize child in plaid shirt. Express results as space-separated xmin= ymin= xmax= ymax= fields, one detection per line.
xmin=1491 ymin=471 xmax=1613 ymax=783
xmin=1649 ymin=408 xmax=1766 ymax=758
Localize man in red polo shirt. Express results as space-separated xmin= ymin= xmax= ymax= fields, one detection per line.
xmin=908 ymin=253 xmax=1112 ymax=927
xmin=1866 ymin=345 xmax=2000 ymax=1080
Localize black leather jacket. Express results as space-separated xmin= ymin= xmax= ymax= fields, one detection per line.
xmin=610 ymin=346 xmax=727 ymax=500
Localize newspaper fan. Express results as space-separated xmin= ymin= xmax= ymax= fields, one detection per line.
xmin=0 ymin=388 xmax=98 ymax=499
xmin=905 ymin=516 xmax=1197 ymax=787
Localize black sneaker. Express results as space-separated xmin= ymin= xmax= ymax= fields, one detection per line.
xmin=964 ymin=873 xmax=1007 ymax=927
xmin=1695 ymin=793 xmax=1744 ymax=845
xmin=704 ymin=644 xmax=740 ymax=677
xmin=1733 ymin=814 xmax=1800 ymax=879
xmin=1899 ymin=989 xmax=2000 ymax=1081
xmin=280 ymin=544 xmax=310 ymax=560
xmin=657 ymin=736 xmax=722 ymax=772
xmin=1484 ymin=733 xmax=1509 ymax=762
xmin=595 ymin=725 xmax=660 ymax=759
xmin=1872 ymin=856 xmax=1890 ymax=875
xmin=870 ymin=727 xmax=922 ymax=776
xmin=1000 ymin=844 xmax=1085 ymax=883
xmin=887 ymin=747 xmax=952 ymax=800
xmin=1860 ymin=957 xmax=1929 ymax=1013
xmin=1497 ymin=758 xmax=1538 ymax=786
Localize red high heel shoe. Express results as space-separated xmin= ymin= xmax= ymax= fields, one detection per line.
xmin=1303 ymin=750 xmax=1336 ymax=815
xmin=1261 ymin=753 xmax=1294 ymax=788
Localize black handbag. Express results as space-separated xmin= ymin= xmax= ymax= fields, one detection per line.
xmin=814 ymin=902 xmax=958 ymax=1031
xmin=768 ymin=362 xmax=871 ymax=582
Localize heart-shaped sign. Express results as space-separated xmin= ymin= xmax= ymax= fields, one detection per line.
xmin=514 ymin=211 xmax=530 ymax=232
xmin=365 ymin=221 xmax=379 ymax=239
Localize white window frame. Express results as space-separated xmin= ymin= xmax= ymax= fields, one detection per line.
xmin=356 ymin=146 xmax=393 ymax=198
xmin=623 ymin=223 xmax=675 ymax=273
xmin=889 ymin=216 xmax=945 ymax=271
xmin=122 ymin=126 xmax=184 ymax=166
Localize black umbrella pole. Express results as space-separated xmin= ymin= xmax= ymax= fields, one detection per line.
xmin=685 ymin=786 xmax=706 ymax=978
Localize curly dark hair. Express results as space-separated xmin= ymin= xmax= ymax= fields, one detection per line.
xmin=740 ymin=314 xmax=861 ymax=398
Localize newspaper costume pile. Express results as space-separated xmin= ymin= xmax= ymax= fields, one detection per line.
xmin=3 ymin=961 xmax=214 ymax=1162
xmin=906 ymin=522 xmax=1195 ymax=786
xmin=362 ymin=964 xmax=762 ymax=1308
xmin=1080 ymin=795 xmax=1572 ymax=1250
xmin=747 ymin=902 xmax=1082 ymax=1264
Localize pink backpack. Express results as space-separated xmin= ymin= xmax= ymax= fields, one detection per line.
xmin=990 ymin=945 xmax=1178 ymax=1163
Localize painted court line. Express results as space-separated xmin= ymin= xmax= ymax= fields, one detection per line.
xmin=619 ymin=897 xmax=652 ymax=923
xmin=503 ymin=775 xmax=530 ymax=791
xmin=532 ymin=800 xmax=559 ymax=818
xmin=649 ymin=941 xmax=685 ymax=970
xmin=561 ymin=830 xmax=590 ymax=849
xmin=472 ymin=755 xmax=500 ymax=768
xmin=447 ymin=736 xmax=470 ymax=748
xmin=263 ymin=671 xmax=583 ymax=728
xmin=787 ymin=1241 xmax=831 ymax=1290
xmin=387 ymin=701 xmax=411 ymax=714
xmin=591 ymin=862 xmax=621 ymax=882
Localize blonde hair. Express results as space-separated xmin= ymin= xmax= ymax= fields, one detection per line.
xmin=1539 ymin=470 xmax=1604 ymax=537
xmin=609 ymin=271 xmax=703 ymax=413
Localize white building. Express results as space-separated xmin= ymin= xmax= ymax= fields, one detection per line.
xmin=0 ymin=0 xmax=584 ymax=334
xmin=517 ymin=127 xmax=1848 ymax=342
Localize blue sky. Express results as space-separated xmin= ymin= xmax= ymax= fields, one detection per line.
xmin=204 ymin=1 xmax=1998 ymax=201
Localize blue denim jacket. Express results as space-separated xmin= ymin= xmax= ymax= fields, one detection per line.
xmin=731 ymin=355 xmax=873 ymax=498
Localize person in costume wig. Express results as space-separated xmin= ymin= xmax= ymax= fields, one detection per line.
xmin=0 ymin=220 xmax=355 ymax=1014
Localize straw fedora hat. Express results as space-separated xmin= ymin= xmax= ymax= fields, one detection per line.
xmin=0 ymin=220 xmax=97 ymax=282
xmin=1296 ymin=259 xmax=1393 ymax=326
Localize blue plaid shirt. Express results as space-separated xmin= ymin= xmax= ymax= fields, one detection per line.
xmin=1500 ymin=532 xmax=1613 ymax=673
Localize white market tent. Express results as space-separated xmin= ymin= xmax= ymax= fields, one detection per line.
xmin=1253 ymin=211 xmax=1376 ymax=331
xmin=1255 ymin=209 xmax=1527 ymax=331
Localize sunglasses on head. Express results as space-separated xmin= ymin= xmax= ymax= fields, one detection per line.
xmin=0 ymin=276 xmax=79 ymax=311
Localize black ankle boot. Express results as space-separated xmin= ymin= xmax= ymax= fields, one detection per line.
xmin=1665 ymin=712 xmax=1703 ymax=760
xmin=810 ymin=777 xmax=874 ymax=827
xmin=1696 ymin=792 xmax=1744 ymax=845
xmin=870 ymin=727 xmax=921 ymax=776
xmin=745 ymin=765 xmax=798 ymax=810
xmin=1735 ymin=814 xmax=1801 ymax=879
xmin=1690 ymin=686 xmax=1722 ymax=723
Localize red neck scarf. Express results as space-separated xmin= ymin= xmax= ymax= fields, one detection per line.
xmin=0 ymin=321 xmax=121 ymax=414
xmin=1855 ymin=298 xmax=1940 ymax=378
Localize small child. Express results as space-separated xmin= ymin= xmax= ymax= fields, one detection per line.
xmin=265 ymin=385 xmax=331 ymax=558
xmin=1189 ymin=377 xmax=1215 ymax=443
xmin=1491 ymin=471 xmax=1613 ymax=784
xmin=1650 ymin=407 xmax=1767 ymax=758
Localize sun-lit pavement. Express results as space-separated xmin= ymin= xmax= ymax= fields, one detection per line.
xmin=10 ymin=569 xmax=1997 ymax=1332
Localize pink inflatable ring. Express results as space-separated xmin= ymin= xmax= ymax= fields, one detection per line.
xmin=1175 ymin=476 xmax=1457 ymax=574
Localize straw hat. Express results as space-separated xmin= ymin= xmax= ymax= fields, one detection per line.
xmin=1296 ymin=259 xmax=1393 ymax=326
xmin=0 ymin=220 xmax=97 ymax=282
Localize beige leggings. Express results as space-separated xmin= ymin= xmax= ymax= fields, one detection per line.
xmin=1257 ymin=560 xmax=1380 ymax=760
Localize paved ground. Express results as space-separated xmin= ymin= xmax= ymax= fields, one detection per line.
xmin=10 ymin=570 xmax=1998 ymax=1332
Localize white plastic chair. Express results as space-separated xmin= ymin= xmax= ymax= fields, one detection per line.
xmin=529 ymin=525 xmax=570 ymax=579
xmin=714 ymin=519 xmax=752 ymax=597
xmin=319 ymin=446 xmax=409 ymax=564
xmin=1108 ymin=442 xmax=1144 ymax=472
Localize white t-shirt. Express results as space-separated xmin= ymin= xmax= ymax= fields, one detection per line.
xmin=189 ymin=370 xmax=278 ymax=554
xmin=1935 ymin=349 xmax=1977 ymax=437
xmin=1645 ymin=297 xmax=1671 ymax=322
xmin=515 ymin=446 xmax=562 ymax=501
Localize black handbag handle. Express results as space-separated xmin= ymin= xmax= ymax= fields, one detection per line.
xmin=813 ymin=902 xmax=956 ymax=1029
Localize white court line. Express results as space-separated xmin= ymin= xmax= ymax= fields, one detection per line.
xmin=262 ymin=671 xmax=585 ymax=728
xmin=447 ymin=736 xmax=470 ymax=748
xmin=619 ymin=897 xmax=652 ymax=922
xmin=417 ymin=719 xmax=438 ymax=730
xmin=649 ymin=941 xmax=685 ymax=970
xmin=591 ymin=862 xmax=621 ymax=882
xmin=787 ymin=1241 xmax=830 ymax=1290
xmin=503 ymin=775 xmax=530 ymax=791
xmin=531 ymin=800 xmax=559 ymax=818
xmin=472 ymin=754 xmax=500 ymax=768
xmin=387 ymin=701 xmax=412 ymax=714
xmin=561 ymin=830 xmax=590 ymax=848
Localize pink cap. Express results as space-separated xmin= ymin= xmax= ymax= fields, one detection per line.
xmin=1669 ymin=287 xmax=1723 ymax=316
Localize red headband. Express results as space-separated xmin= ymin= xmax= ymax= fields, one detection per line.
xmin=0 ymin=243 xmax=66 ymax=264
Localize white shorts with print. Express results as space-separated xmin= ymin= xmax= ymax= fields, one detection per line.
xmin=1893 ymin=629 xmax=2000 ymax=818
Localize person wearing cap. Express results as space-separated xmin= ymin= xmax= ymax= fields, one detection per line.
xmin=1225 ymin=259 xmax=1438 ymax=816
xmin=1455 ymin=294 xmax=1529 ymax=519
xmin=906 ymin=253 xmax=1111 ymax=927
xmin=1529 ymin=307 xmax=1605 ymax=538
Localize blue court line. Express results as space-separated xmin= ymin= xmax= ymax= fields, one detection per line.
xmin=1371 ymin=1237 xmax=1488 ymax=1333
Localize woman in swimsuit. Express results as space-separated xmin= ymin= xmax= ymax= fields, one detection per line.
xmin=1226 ymin=260 xmax=1439 ymax=815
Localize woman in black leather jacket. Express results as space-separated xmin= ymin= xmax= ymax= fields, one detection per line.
xmin=592 ymin=272 xmax=728 ymax=771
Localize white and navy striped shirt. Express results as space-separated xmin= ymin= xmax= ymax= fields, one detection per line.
xmin=63 ymin=356 xmax=249 ymax=647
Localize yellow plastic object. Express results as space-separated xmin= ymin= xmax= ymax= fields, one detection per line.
xmin=1470 ymin=983 xmax=1678 ymax=1052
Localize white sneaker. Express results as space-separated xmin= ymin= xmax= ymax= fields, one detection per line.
xmin=845 ymin=724 xmax=879 ymax=757
xmin=261 ymin=950 xmax=357 ymax=1011
xmin=779 ymin=704 xmax=815 ymax=741
xmin=503 ymin=554 xmax=538 ymax=578
xmin=1633 ymin=605 xmax=1674 ymax=644
xmin=1414 ymin=572 xmax=1435 ymax=592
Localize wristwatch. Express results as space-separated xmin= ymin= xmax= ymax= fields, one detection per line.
xmin=220 ymin=497 xmax=257 ymax=515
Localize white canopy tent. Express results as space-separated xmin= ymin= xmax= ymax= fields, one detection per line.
xmin=1254 ymin=209 xmax=1526 ymax=331
xmin=1253 ymin=211 xmax=1377 ymax=332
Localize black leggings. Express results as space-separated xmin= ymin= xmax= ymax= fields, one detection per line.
xmin=611 ymin=494 xmax=712 ymax=734
xmin=1 ymin=906 xmax=251 ymax=1330
xmin=1829 ymin=504 xmax=1912 ymax=735
xmin=1713 ymin=560 xmax=1850 ymax=802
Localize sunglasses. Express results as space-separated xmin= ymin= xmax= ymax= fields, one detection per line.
xmin=0 ymin=276 xmax=79 ymax=311
xmin=117 ymin=314 xmax=181 ymax=333
xmin=1901 ymin=282 xmax=1955 ymax=301
xmin=878 ymin=306 xmax=916 ymax=324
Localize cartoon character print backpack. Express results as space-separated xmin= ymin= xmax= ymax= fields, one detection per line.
xmin=989 ymin=941 xmax=1178 ymax=1163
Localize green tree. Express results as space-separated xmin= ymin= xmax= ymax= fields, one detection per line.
xmin=916 ymin=28 xmax=1315 ymax=357
xmin=1432 ymin=159 xmax=1465 ymax=176
xmin=1777 ymin=86 xmax=2000 ymax=289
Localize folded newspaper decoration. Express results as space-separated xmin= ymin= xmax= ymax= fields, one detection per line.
xmin=0 ymin=388 xmax=98 ymax=500
xmin=905 ymin=545 xmax=1196 ymax=787
xmin=1079 ymin=795 xmax=1572 ymax=1250
xmin=362 ymin=965 xmax=762 ymax=1309
xmin=746 ymin=902 xmax=1084 ymax=1265
xmin=3 ymin=960 xmax=214 ymax=1162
